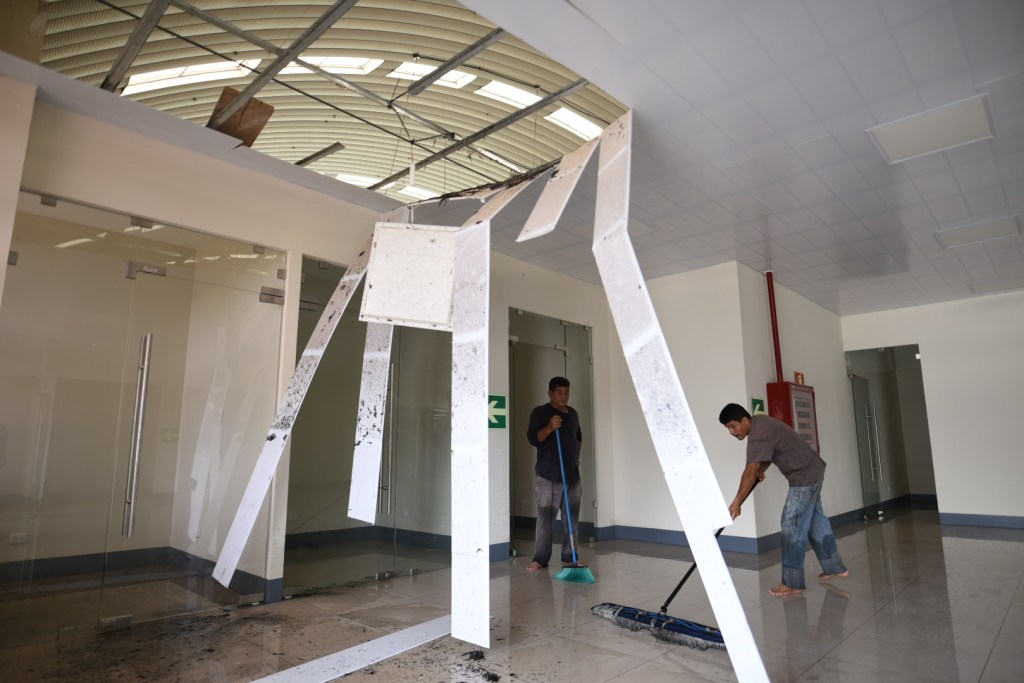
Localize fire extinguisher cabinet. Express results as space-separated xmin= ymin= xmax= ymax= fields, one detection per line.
xmin=766 ymin=381 xmax=820 ymax=453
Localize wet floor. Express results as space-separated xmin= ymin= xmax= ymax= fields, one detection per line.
xmin=2 ymin=509 xmax=1022 ymax=682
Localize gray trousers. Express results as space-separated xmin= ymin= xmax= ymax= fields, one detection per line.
xmin=532 ymin=475 xmax=582 ymax=567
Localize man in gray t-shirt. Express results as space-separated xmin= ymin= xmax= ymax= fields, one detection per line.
xmin=719 ymin=403 xmax=848 ymax=597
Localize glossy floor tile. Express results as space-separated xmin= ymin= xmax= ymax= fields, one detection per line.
xmin=1 ymin=509 xmax=1022 ymax=682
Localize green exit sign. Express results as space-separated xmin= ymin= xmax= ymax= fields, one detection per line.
xmin=488 ymin=395 xmax=507 ymax=429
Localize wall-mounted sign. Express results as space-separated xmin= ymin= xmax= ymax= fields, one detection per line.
xmin=794 ymin=371 xmax=805 ymax=385
xmin=751 ymin=398 xmax=765 ymax=415
xmin=488 ymin=395 xmax=507 ymax=429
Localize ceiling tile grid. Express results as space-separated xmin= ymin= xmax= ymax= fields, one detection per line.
xmin=26 ymin=0 xmax=1024 ymax=314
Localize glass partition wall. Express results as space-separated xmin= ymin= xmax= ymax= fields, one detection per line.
xmin=283 ymin=258 xmax=452 ymax=593
xmin=0 ymin=193 xmax=283 ymax=646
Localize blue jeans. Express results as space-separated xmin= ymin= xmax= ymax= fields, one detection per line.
xmin=532 ymin=476 xmax=582 ymax=567
xmin=781 ymin=483 xmax=847 ymax=590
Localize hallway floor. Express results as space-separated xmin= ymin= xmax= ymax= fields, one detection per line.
xmin=1 ymin=510 xmax=1022 ymax=682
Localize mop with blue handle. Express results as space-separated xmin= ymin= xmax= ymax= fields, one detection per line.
xmin=552 ymin=428 xmax=596 ymax=584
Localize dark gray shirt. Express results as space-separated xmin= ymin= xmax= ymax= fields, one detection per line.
xmin=746 ymin=415 xmax=825 ymax=487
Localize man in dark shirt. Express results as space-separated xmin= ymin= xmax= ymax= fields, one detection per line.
xmin=719 ymin=403 xmax=848 ymax=596
xmin=525 ymin=376 xmax=583 ymax=573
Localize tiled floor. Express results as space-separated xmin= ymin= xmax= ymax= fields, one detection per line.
xmin=1 ymin=509 xmax=1022 ymax=682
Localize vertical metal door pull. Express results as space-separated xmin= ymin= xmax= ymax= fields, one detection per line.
xmin=123 ymin=333 xmax=152 ymax=537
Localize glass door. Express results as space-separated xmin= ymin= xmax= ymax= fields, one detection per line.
xmin=0 ymin=194 xmax=282 ymax=645
xmin=284 ymin=259 xmax=451 ymax=593
xmin=851 ymin=374 xmax=884 ymax=520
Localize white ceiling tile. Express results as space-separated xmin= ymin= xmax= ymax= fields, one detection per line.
xmin=701 ymin=94 xmax=777 ymax=144
xmin=787 ymin=57 xmax=866 ymax=118
xmin=952 ymin=158 xmax=1002 ymax=193
xmin=718 ymin=160 xmax=775 ymax=189
xmin=690 ymin=17 xmax=781 ymax=88
xmin=916 ymin=72 xmax=978 ymax=109
xmin=943 ymin=139 xmax=997 ymax=166
xmin=815 ymin=160 xmax=871 ymax=195
xmin=867 ymin=89 xmax=927 ymax=124
xmin=996 ymin=150 xmax=1024 ymax=183
xmin=964 ymin=186 xmax=1008 ymax=216
xmin=697 ymin=225 xmax=735 ymax=249
xmin=805 ymin=0 xmax=889 ymax=51
xmin=832 ymin=218 xmax=873 ymax=242
xmin=681 ymin=159 xmax=741 ymax=199
xmin=781 ymin=170 xmax=837 ymax=205
xmin=692 ymin=201 xmax=742 ymax=229
xmin=748 ymin=184 xmax=803 ymax=214
xmin=738 ymin=0 xmax=832 ymax=69
xmin=913 ymin=169 xmax=960 ymax=201
xmin=927 ymin=195 xmax=972 ymax=224
xmin=875 ymin=179 xmax=925 ymax=209
xmin=838 ymin=33 xmax=917 ymax=101
xmin=779 ymin=208 xmax=825 ymax=231
xmin=649 ymin=0 xmax=734 ymax=36
xmin=646 ymin=40 xmax=734 ymax=107
xmin=862 ymin=211 xmax=905 ymax=236
xmin=719 ymin=194 xmax=769 ymax=222
xmin=745 ymin=137 xmax=812 ymax=179
xmin=770 ymin=253 xmax=808 ymax=271
xmin=898 ymin=204 xmax=940 ymax=230
xmin=891 ymin=7 xmax=969 ymax=84
xmin=1001 ymin=178 xmax=1024 ymax=208
xmin=956 ymin=0 xmax=1024 ymax=70
xmin=742 ymin=77 xmax=818 ymax=133
xmin=824 ymin=108 xmax=884 ymax=159
xmin=841 ymin=189 xmax=889 ymax=217
xmin=810 ymin=198 xmax=856 ymax=225
xmin=773 ymin=233 xmax=817 ymax=255
xmin=801 ymin=226 xmax=844 ymax=247
xmin=790 ymin=132 xmax=849 ymax=167
xmin=674 ymin=110 xmax=738 ymax=156
xmin=956 ymin=249 xmax=994 ymax=268
xmin=901 ymin=153 xmax=951 ymax=177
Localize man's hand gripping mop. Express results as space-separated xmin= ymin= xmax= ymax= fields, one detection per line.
xmin=552 ymin=429 xmax=596 ymax=584
xmin=592 ymin=479 xmax=760 ymax=650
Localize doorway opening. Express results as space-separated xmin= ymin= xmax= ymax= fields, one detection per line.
xmin=845 ymin=344 xmax=937 ymax=522
xmin=508 ymin=309 xmax=595 ymax=560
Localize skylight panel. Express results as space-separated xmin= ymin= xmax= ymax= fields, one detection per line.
xmin=545 ymin=108 xmax=603 ymax=140
xmin=476 ymin=81 xmax=542 ymax=108
xmin=398 ymin=185 xmax=440 ymax=200
xmin=336 ymin=173 xmax=394 ymax=189
xmin=281 ymin=56 xmax=383 ymax=76
xmin=121 ymin=60 xmax=261 ymax=95
xmin=385 ymin=62 xmax=476 ymax=89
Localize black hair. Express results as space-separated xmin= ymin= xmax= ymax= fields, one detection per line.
xmin=718 ymin=403 xmax=751 ymax=424
xmin=548 ymin=376 xmax=570 ymax=391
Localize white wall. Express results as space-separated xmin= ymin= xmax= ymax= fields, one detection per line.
xmin=843 ymin=290 xmax=1024 ymax=519
xmin=733 ymin=265 xmax=864 ymax=537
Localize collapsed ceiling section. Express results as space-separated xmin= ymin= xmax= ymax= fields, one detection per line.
xmin=41 ymin=0 xmax=627 ymax=201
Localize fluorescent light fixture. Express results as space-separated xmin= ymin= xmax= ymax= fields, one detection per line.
xmin=971 ymin=277 xmax=1024 ymax=295
xmin=385 ymin=62 xmax=476 ymax=89
xmin=545 ymin=107 xmax=603 ymax=140
xmin=229 ymin=253 xmax=260 ymax=259
xmin=122 ymin=60 xmax=261 ymax=95
xmin=398 ymin=185 xmax=440 ymax=200
xmin=281 ymin=56 xmax=383 ymax=75
xmin=867 ymin=94 xmax=993 ymax=164
xmin=934 ymin=215 xmax=1019 ymax=249
xmin=476 ymin=81 xmax=541 ymax=108
xmin=55 ymin=238 xmax=93 ymax=249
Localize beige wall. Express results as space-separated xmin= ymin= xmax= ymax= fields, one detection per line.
xmin=843 ymin=290 xmax=1024 ymax=519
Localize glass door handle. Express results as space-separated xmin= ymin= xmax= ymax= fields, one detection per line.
xmin=123 ymin=333 xmax=152 ymax=537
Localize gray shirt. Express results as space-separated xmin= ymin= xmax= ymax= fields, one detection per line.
xmin=746 ymin=415 xmax=825 ymax=487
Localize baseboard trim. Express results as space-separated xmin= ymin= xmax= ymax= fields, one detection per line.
xmin=939 ymin=513 xmax=1024 ymax=529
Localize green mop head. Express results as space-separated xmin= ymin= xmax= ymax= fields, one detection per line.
xmin=554 ymin=563 xmax=596 ymax=584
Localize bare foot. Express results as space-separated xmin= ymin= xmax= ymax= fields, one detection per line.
xmin=526 ymin=561 xmax=544 ymax=573
xmin=769 ymin=584 xmax=802 ymax=597
xmin=818 ymin=570 xmax=849 ymax=581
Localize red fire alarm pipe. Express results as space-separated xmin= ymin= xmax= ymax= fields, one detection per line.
xmin=766 ymin=270 xmax=783 ymax=384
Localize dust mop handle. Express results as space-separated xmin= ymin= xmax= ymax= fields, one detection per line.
xmin=554 ymin=429 xmax=579 ymax=565
xmin=659 ymin=478 xmax=760 ymax=615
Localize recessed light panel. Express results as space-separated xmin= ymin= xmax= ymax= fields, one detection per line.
xmin=934 ymin=215 xmax=1019 ymax=249
xmin=867 ymin=94 xmax=993 ymax=164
